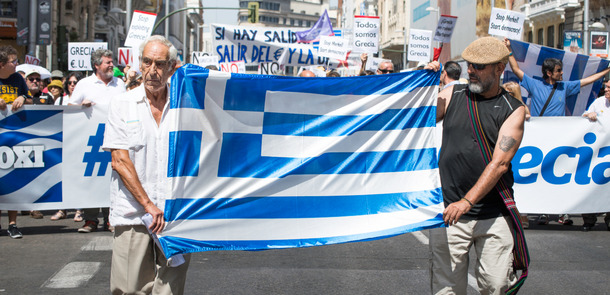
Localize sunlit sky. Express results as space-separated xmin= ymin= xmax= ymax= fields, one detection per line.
xmin=202 ymin=0 xmax=339 ymax=25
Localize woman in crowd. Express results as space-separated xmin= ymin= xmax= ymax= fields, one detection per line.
xmin=46 ymin=80 xmax=63 ymax=103
xmin=55 ymin=72 xmax=83 ymax=105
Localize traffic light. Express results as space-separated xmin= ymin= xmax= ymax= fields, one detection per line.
xmin=248 ymin=2 xmax=259 ymax=23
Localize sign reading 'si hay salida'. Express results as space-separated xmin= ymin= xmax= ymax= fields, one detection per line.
xmin=124 ymin=10 xmax=157 ymax=48
xmin=353 ymin=16 xmax=380 ymax=53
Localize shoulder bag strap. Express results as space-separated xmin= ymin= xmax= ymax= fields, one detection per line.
xmin=538 ymin=83 xmax=558 ymax=116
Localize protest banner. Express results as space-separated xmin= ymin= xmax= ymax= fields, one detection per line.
xmin=191 ymin=52 xmax=220 ymax=68
xmin=488 ymin=7 xmax=525 ymax=40
xmin=68 ymin=42 xmax=107 ymax=71
xmin=353 ymin=15 xmax=380 ymax=53
xmin=258 ymin=62 xmax=284 ymax=75
xmin=317 ymin=36 xmax=349 ymax=60
xmin=564 ymin=31 xmax=583 ymax=54
xmin=590 ymin=31 xmax=609 ymax=58
xmin=124 ymin=10 xmax=157 ymax=48
xmin=24 ymin=54 xmax=40 ymax=65
xmin=408 ymin=29 xmax=432 ymax=62
xmin=219 ymin=60 xmax=246 ymax=73
xmin=433 ymin=15 xmax=458 ymax=43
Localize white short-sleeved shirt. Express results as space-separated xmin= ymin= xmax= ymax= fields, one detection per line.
xmin=102 ymin=85 xmax=171 ymax=226
xmin=68 ymin=74 xmax=126 ymax=106
xmin=584 ymin=96 xmax=610 ymax=117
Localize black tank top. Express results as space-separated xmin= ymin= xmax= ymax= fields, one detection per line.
xmin=439 ymin=84 xmax=523 ymax=219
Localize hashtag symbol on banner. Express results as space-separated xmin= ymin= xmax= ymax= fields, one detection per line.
xmin=83 ymin=123 xmax=111 ymax=177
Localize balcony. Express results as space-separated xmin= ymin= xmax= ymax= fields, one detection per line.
xmin=520 ymin=0 xmax=580 ymax=19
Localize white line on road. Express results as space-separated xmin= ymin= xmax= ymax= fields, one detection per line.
xmin=81 ymin=236 xmax=113 ymax=251
xmin=42 ymin=262 xmax=102 ymax=289
xmin=411 ymin=230 xmax=480 ymax=294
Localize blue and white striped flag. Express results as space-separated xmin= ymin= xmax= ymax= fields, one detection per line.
xmin=504 ymin=39 xmax=610 ymax=116
xmin=158 ymin=65 xmax=444 ymax=257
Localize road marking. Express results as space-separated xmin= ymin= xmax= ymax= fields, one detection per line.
xmin=42 ymin=262 xmax=102 ymax=288
xmin=81 ymin=236 xmax=113 ymax=251
xmin=411 ymin=230 xmax=480 ymax=294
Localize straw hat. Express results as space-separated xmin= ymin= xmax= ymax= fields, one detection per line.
xmin=47 ymin=80 xmax=64 ymax=90
xmin=462 ymin=37 xmax=510 ymax=64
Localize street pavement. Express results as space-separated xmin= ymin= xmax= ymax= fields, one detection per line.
xmin=1 ymin=211 xmax=609 ymax=294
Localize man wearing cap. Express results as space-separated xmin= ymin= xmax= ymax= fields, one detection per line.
xmin=426 ymin=37 xmax=528 ymax=294
xmin=26 ymin=70 xmax=54 ymax=105
xmin=69 ymin=48 xmax=126 ymax=233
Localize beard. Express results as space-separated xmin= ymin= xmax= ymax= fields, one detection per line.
xmin=468 ymin=74 xmax=494 ymax=94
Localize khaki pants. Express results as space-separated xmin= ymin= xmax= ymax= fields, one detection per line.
xmin=111 ymin=225 xmax=191 ymax=295
xmin=429 ymin=216 xmax=517 ymax=295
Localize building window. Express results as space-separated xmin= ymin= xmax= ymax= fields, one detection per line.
xmin=558 ymin=23 xmax=565 ymax=48
xmin=537 ymin=28 xmax=543 ymax=45
xmin=528 ymin=31 xmax=533 ymax=43
xmin=291 ymin=19 xmax=294 ymax=26
xmin=547 ymin=25 xmax=554 ymax=48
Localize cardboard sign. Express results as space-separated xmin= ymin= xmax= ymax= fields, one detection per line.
xmin=191 ymin=52 xmax=220 ymax=68
xmin=24 ymin=54 xmax=40 ymax=65
xmin=353 ymin=16 xmax=380 ymax=53
xmin=258 ymin=62 xmax=284 ymax=75
xmin=433 ymin=15 xmax=458 ymax=43
xmin=488 ymin=8 xmax=526 ymax=40
xmin=407 ymin=29 xmax=432 ymax=63
xmin=68 ymin=42 xmax=108 ymax=71
xmin=590 ymin=31 xmax=609 ymax=58
xmin=118 ymin=47 xmax=134 ymax=66
xmin=219 ymin=60 xmax=246 ymax=73
xmin=124 ymin=10 xmax=157 ymax=48
xmin=318 ymin=36 xmax=349 ymax=60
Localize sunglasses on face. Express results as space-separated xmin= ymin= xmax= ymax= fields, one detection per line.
xmin=28 ymin=77 xmax=41 ymax=82
xmin=378 ymin=69 xmax=393 ymax=74
xmin=468 ymin=62 xmax=488 ymax=70
xmin=68 ymin=80 xmax=78 ymax=85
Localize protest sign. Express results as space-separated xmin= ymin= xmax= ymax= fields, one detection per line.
xmin=24 ymin=54 xmax=40 ymax=65
xmin=68 ymin=42 xmax=107 ymax=71
xmin=433 ymin=15 xmax=458 ymax=43
xmin=407 ymin=29 xmax=432 ymax=63
xmin=124 ymin=10 xmax=157 ymax=48
xmin=258 ymin=62 xmax=284 ymax=75
xmin=488 ymin=8 xmax=525 ymax=40
xmin=118 ymin=47 xmax=134 ymax=66
xmin=212 ymin=24 xmax=341 ymax=67
xmin=219 ymin=60 xmax=246 ymax=73
xmin=191 ymin=52 xmax=220 ymax=68
xmin=353 ymin=16 xmax=380 ymax=53
xmin=590 ymin=31 xmax=609 ymax=58
xmin=564 ymin=31 xmax=583 ymax=54
xmin=318 ymin=36 xmax=349 ymax=60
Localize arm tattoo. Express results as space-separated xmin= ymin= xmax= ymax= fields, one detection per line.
xmin=499 ymin=135 xmax=517 ymax=152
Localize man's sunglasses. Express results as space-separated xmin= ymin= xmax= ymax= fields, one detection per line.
xmin=378 ymin=69 xmax=394 ymax=74
xmin=28 ymin=77 xmax=41 ymax=82
xmin=467 ymin=63 xmax=488 ymax=70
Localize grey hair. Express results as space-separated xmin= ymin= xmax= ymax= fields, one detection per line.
xmin=139 ymin=35 xmax=178 ymax=64
xmin=90 ymin=49 xmax=114 ymax=73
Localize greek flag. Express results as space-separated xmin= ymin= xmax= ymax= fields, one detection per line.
xmin=159 ymin=65 xmax=444 ymax=257
xmin=504 ymin=39 xmax=610 ymax=116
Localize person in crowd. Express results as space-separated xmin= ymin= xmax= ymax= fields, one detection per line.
xmin=26 ymin=70 xmax=53 ymax=106
xmin=359 ymin=70 xmax=375 ymax=76
xmin=126 ymin=74 xmax=142 ymax=91
xmin=299 ymin=69 xmax=316 ymax=77
xmin=326 ymin=70 xmax=340 ymax=77
xmin=505 ymin=38 xmax=610 ymax=226
xmin=55 ymin=72 xmax=83 ymax=106
xmin=69 ymin=48 xmax=126 ymax=233
xmin=426 ymin=36 xmax=527 ymax=294
xmin=102 ymin=35 xmax=191 ymax=294
xmin=440 ymin=61 xmax=462 ymax=90
xmin=377 ymin=60 xmax=394 ymax=75
xmin=50 ymin=70 xmax=64 ymax=83
xmin=582 ymin=79 xmax=610 ymax=232
xmin=46 ymin=80 xmax=63 ymax=102
xmin=0 ymin=45 xmax=29 ymax=239
xmin=205 ymin=65 xmax=219 ymax=71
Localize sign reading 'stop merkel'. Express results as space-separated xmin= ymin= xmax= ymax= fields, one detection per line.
xmin=212 ymin=24 xmax=301 ymax=65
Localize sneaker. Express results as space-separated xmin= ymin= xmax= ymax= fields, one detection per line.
xmin=73 ymin=210 xmax=83 ymax=222
xmin=558 ymin=214 xmax=574 ymax=225
xmin=537 ymin=215 xmax=549 ymax=225
xmin=7 ymin=224 xmax=23 ymax=239
xmin=29 ymin=210 xmax=43 ymax=219
xmin=103 ymin=222 xmax=114 ymax=233
xmin=78 ymin=220 xmax=98 ymax=233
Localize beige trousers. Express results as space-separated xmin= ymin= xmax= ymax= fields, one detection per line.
xmin=429 ymin=216 xmax=517 ymax=295
xmin=111 ymin=225 xmax=191 ymax=295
